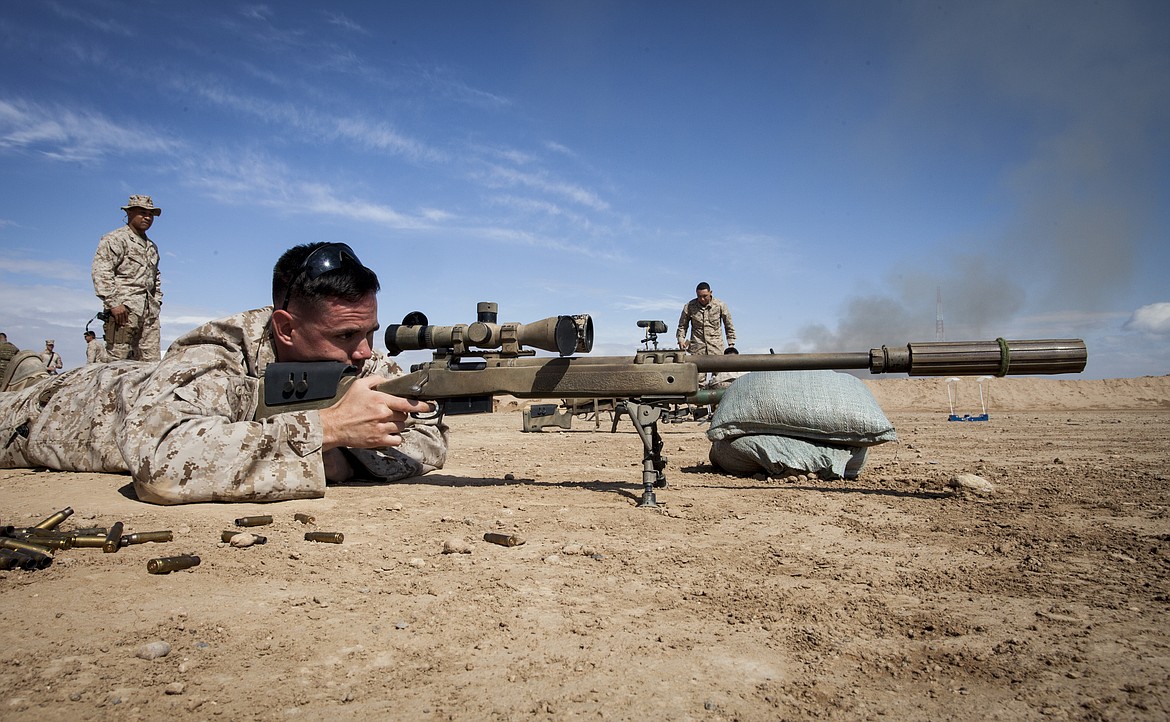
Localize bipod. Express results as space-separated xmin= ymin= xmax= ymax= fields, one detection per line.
xmin=621 ymin=400 xmax=669 ymax=508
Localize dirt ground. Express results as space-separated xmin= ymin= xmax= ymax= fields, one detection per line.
xmin=2 ymin=376 xmax=1168 ymax=721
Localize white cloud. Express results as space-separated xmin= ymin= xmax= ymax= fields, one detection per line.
xmin=1124 ymin=302 xmax=1170 ymax=336
xmin=0 ymin=98 xmax=180 ymax=162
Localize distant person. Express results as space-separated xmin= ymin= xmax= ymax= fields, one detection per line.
xmin=41 ymin=340 xmax=63 ymax=374
xmin=92 ymin=194 xmax=163 ymax=362
xmin=0 ymin=333 xmax=18 ymax=378
xmin=677 ymin=281 xmax=736 ymax=356
xmin=84 ymin=330 xmax=109 ymax=364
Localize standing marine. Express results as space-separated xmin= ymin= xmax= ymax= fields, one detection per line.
xmin=676 ymin=281 xmax=736 ymax=356
xmin=92 ymin=194 xmax=163 ymax=362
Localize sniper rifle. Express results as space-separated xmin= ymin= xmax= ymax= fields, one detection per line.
xmin=256 ymin=302 xmax=1087 ymax=507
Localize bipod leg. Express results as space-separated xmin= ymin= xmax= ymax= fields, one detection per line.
xmin=625 ymin=402 xmax=667 ymax=508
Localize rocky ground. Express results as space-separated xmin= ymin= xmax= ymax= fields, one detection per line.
xmin=1 ymin=376 xmax=1168 ymax=721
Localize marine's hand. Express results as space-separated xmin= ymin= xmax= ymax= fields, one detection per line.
xmin=679 ymin=340 xmax=689 ymax=351
xmin=319 ymin=376 xmax=435 ymax=451
xmin=110 ymin=304 xmax=129 ymax=325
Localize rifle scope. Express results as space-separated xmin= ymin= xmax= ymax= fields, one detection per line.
xmin=385 ymin=302 xmax=594 ymax=357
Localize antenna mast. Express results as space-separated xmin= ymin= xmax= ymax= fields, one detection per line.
xmin=936 ymin=286 xmax=945 ymax=341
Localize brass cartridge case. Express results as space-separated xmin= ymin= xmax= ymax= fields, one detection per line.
xmin=102 ymin=522 xmax=125 ymax=553
xmin=0 ymin=540 xmax=53 ymax=567
xmin=70 ymin=534 xmax=108 ymax=548
xmin=304 ymin=531 xmax=344 ymax=544
xmin=234 ymin=515 xmax=273 ymax=527
xmin=32 ymin=506 xmax=74 ymax=531
xmin=293 ymin=513 xmax=315 ymax=524
xmin=120 ymin=531 xmax=174 ymax=546
xmin=220 ymin=530 xmax=268 ymax=544
xmin=146 ymin=555 xmax=201 ymax=574
xmin=483 ymin=532 xmax=526 ymax=547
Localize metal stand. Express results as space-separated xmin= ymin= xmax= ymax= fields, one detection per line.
xmin=622 ymin=401 xmax=668 ymax=507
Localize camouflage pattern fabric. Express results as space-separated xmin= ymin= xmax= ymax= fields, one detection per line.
xmin=676 ymin=296 xmax=736 ymax=356
xmin=0 ymin=340 xmax=18 ymax=378
xmin=92 ymin=225 xmax=163 ymax=362
xmin=0 ymin=307 xmax=448 ymax=505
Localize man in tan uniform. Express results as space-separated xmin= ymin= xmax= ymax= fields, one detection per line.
xmin=40 ymin=340 xmax=63 ymax=374
xmin=1 ymin=242 xmax=447 ymax=504
xmin=676 ymin=281 xmax=736 ymax=356
xmin=92 ymin=195 xmax=163 ymax=362
xmin=84 ymin=331 xmax=109 ymax=364
xmin=0 ymin=333 xmax=17 ymax=379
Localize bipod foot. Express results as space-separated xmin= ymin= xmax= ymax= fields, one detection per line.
xmin=637 ymin=488 xmax=659 ymax=508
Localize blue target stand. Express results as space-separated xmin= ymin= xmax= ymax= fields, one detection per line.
xmin=946 ymin=376 xmax=992 ymax=422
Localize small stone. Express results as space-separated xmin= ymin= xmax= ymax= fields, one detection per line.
xmin=544 ymin=554 xmax=561 ymax=564
xmin=948 ymin=474 xmax=995 ymax=495
xmin=408 ymin=558 xmax=426 ymax=568
xmin=504 ymin=473 xmax=516 ymax=481
xmin=229 ymin=533 xmax=257 ymax=548
xmin=165 ymin=682 xmax=186 ymax=695
xmin=442 ymin=538 xmax=472 ymax=554
xmin=561 ymin=543 xmax=583 ymax=555
xmin=135 ymin=641 xmax=171 ymax=660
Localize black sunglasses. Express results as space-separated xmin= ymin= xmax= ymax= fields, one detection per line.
xmin=280 ymin=243 xmax=363 ymax=311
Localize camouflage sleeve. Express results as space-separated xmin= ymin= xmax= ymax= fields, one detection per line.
xmin=721 ymin=300 xmax=736 ymax=345
xmin=677 ymin=303 xmax=690 ymax=346
xmin=119 ymin=349 xmax=328 ymax=505
xmin=91 ymin=232 xmax=122 ymax=307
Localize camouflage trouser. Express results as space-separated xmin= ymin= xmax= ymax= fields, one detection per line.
xmin=104 ymin=303 xmax=161 ymax=362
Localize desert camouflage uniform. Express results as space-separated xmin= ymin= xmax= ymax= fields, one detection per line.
xmin=92 ymin=225 xmax=163 ymax=362
xmin=677 ymin=296 xmax=736 ymax=356
xmin=0 ymin=340 xmax=18 ymax=378
xmin=86 ymin=338 xmax=110 ymax=364
xmin=0 ymin=307 xmax=448 ymax=505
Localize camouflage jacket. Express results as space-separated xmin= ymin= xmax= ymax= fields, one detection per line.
xmin=676 ymin=297 xmax=736 ymax=356
xmin=92 ymin=225 xmax=162 ymax=316
xmin=0 ymin=307 xmax=448 ymax=504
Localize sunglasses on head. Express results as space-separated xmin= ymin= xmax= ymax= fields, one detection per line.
xmin=280 ymin=243 xmax=363 ymax=311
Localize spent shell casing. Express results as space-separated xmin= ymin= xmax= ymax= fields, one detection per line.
xmin=120 ymin=530 xmax=174 ymax=546
xmin=483 ymin=532 xmax=526 ymax=547
xmin=146 ymin=555 xmax=201 ymax=574
xmin=70 ymin=527 xmax=108 ymax=536
xmin=304 ymin=531 xmax=344 ymax=544
xmin=220 ymin=530 xmax=268 ymax=544
xmin=0 ymin=549 xmax=22 ymax=570
xmin=32 ymin=506 xmax=74 ymax=531
xmin=16 ymin=535 xmax=72 ymax=550
xmin=1 ymin=537 xmax=54 ymax=556
xmin=70 ymin=534 xmax=108 ymax=548
xmin=234 ymin=515 xmax=273 ymax=527
xmin=293 ymin=513 xmax=315 ymax=524
xmin=0 ymin=540 xmax=53 ymax=566
xmin=0 ymin=547 xmax=50 ymax=570
xmin=102 ymin=521 xmax=125 ymax=553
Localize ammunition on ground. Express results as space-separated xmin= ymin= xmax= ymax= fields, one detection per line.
xmin=304 ymin=531 xmax=343 ymax=544
xmin=102 ymin=521 xmax=125 ymax=553
xmin=234 ymin=515 xmax=273 ymax=527
xmin=120 ymin=530 xmax=173 ymax=546
xmin=70 ymin=534 xmax=108 ymax=548
xmin=16 ymin=528 xmax=74 ymax=540
xmin=483 ymin=532 xmax=526 ymax=547
xmin=0 ymin=547 xmax=51 ymax=570
xmin=32 ymin=506 xmax=74 ymax=531
xmin=221 ymin=530 xmax=268 ymax=544
xmin=147 ymin=555 xmax=201 ymax=574
xmin=0 ymin=540 xmax=53 ymax=567
xmin=293 ymin=513 xmax=315 ymax=524
xmin=15 ymin=535 xmax=72 ymax=550
xmin=1 ymin=537 xmax=54 ymax=556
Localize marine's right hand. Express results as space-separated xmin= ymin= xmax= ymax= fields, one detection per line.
xmin=111 ymin=304 xmax=130 ymax=325
xmin=319 ymin=375 xmax=435 ymax=451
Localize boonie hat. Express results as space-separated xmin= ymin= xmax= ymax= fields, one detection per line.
xmin=45 ymin=339 xmax=55 ymax=345
xmin=121 ymin=194 xmax=162 ymax=216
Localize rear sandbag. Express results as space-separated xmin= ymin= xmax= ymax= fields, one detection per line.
xmin=707 ymin=370 xmax=896 ymax=446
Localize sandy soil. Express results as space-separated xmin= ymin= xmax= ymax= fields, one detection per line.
xmin=2 ymin=376 xmax=1168 ymax=721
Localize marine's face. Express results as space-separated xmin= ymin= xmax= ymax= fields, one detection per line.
xmin=696 ymin=289 xmax=712 ymax=306
xmin=126 ymin=208 xmax=154 ymax=235
xmin=282 ymin=292 xmax=380 ymax=369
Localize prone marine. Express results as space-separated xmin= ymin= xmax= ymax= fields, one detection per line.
xmin=0 ymin=243 xmax=447 ymax=504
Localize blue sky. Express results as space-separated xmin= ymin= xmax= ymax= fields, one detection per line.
xmin=2 ymin=0 xmax=1168 ymax=379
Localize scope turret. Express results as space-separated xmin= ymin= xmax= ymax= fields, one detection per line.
xmin=385 ymin=302 xmax=593 ymax=358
